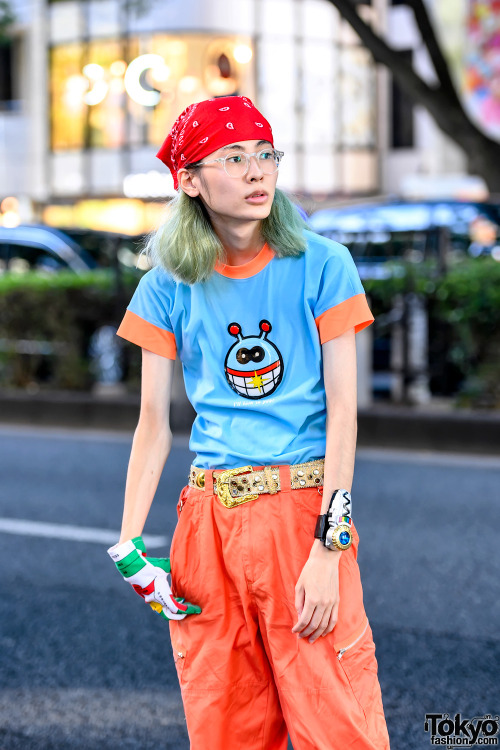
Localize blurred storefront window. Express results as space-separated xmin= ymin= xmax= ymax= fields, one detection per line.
xmin=340 ymin=45 xmax=376 ymax=149
xmin=50 ymin=43 xmax=86 ymax=149
xmin=50 ymin=33 xmax=255 ymax=152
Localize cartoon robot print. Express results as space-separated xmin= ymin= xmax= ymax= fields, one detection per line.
xmin=224 ymin=319 xmax=284 ymax=399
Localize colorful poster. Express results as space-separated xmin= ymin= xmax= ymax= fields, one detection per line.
xmin=463 ymin=0 xmax=500 ymax=139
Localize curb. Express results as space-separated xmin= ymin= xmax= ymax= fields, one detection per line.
xmin=0 ymin=391 xmax=499 ymax=456
xmin=357 ymin=405 xmax=500 ymax=456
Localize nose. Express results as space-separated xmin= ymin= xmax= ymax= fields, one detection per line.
xmin=246 ymin=154 xmax=264 ymax=181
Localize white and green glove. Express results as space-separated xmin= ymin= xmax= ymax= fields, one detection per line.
xmin=107 ymin=536 xmax=201 ymax=621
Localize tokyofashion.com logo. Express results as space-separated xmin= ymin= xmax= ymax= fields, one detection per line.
xmin=424 ymin=713 xmax=499 ymax=747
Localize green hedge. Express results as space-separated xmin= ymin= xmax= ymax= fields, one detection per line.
xmin=0 ymin=270 xmax=139 ymax=390
xmin=1 ymin=259 xmax=499 ymax=407
xmin=364 ymin=256 xmax=500 ymax=408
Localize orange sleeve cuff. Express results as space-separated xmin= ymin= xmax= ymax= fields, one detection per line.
xmin=116 ymin=309 xmax=177 ymax=360
xmin=315 ymin=294 xmax=374 ymax=344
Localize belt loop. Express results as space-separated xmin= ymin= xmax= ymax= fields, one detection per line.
xmin=204 ymin=469 xmax=214 ymax=495
xmin=280 ymin=464 xmax=291 ymax=492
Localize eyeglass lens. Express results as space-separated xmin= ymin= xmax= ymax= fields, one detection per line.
xmin=224 ymin=150 xmax=282 ymax=177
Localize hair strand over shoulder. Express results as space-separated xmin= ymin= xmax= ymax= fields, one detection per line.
xmin=143 ymin=188 xmax=307 ymax=285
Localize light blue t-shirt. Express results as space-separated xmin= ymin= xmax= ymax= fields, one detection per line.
xmin=117 ymin=230 xmax=374 ymax=469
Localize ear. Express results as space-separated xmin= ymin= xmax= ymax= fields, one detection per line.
xmin=177 ymin=168 xmax=200 ymax=197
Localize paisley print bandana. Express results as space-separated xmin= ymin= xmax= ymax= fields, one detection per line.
xmin=156 ymin=95 xmax=274 ymax=189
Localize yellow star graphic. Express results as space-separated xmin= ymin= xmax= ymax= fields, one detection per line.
xmin=248 ymin=371 xmax=269 ymax=393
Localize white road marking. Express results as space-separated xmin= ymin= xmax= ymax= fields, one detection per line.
xmin=0 ymin=518 xmax=169 ymax=548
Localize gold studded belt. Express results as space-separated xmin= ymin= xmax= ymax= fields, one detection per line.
xmin=188 ymin=459 xmax=324 ymax=509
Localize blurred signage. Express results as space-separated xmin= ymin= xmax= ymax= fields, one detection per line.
xmin=43 ymin=199 xmax=166 ymax=235
xmin=123 ymin=171 xmax=176 ymax=198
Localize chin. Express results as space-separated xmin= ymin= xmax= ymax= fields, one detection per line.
xmin=242 ymin=204 xmax=272 ymax=221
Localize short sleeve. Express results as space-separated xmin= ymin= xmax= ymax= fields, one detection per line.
xmin=116 ymin=268 xmax=177 ymax=360
xmin=313 ymin=242 xmax=374 ymax=344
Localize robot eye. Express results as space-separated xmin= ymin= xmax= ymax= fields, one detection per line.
xmin=250 ymin=346 xmax=265 ymax=362
xmin=236 ymin=347 xmax=251 ymax=364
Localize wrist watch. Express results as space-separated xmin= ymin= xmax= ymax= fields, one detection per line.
xmin=314 ymin=489 xmax=353 ymax=551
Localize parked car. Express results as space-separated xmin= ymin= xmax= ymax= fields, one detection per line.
xmin=58 ymin=227 xmax=149 ymax=272
xmin=0 ymin=224 xmax=96 ymax=274
xmin=308 ymin=199 xmax=500 ymax=399
xmin=308 ymin=199 xmax=500 ymax=279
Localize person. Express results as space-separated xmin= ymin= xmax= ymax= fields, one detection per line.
xmin=107 ymin=95 xmax=390 ymax=750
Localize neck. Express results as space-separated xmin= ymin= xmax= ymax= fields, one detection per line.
xmin=209 ymin=215 xmax=264 ymax=266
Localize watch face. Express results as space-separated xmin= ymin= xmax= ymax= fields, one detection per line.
xmin=328 ymin=523 xmax=352 ymax=551
xmin=338 ymin=529 xmax=351 ymax=547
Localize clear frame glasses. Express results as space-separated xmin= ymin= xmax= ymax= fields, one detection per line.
xmin=196 ymin=148 xmax=284 ymax=178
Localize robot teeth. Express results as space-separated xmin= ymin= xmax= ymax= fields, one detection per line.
xmin=227 ymin=362 xmax=282 ymax=399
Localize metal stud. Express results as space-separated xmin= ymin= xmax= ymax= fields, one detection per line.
xmin=300 ymin=479 xmax=306 ymax=486
xmin=313 ymin=469 xmax=319 ymax=475
xmin=272 ymin=473 xmax=278 ymax=480
xmin=297 ymin=470 xmax=304 ymax=477
xmin=258 ymin=485 xmax=264 ymax=491
xmin=254 ymin=475 xmax=261 ymax=482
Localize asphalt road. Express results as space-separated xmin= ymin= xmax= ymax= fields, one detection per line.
xmin=0 ymin=425 xmax=499 ymax=750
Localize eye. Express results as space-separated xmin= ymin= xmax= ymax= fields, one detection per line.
xmin=236 ymin=347 xmax=251 ymax=364
xmin=259 ymin=150 xmax=274 ymax=161
xmin=226 ymin=154 xmax=244 ymax=164
xmin=250 ymin=346 xmax=265 ymax=362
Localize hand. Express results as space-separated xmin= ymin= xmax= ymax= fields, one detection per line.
xmin=107 ymin=536 xmax=202 ymax=621
xmin=292 ymin=539 xmax=341 ymax=643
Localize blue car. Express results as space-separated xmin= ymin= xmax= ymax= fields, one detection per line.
xmin=0 ymin=224 xmax=96 ymax=274
xmin=308 ymin=199 xmax=500 ymax=279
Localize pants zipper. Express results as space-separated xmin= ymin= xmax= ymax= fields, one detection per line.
xmin=337 ymin=621 xmax=369 ymax=661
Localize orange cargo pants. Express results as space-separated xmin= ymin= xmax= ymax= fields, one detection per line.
xmin=169 ymin=467 xmax=390 ymax=750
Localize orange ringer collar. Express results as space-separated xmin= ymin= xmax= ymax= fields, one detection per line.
xmin=214 ymin=243 xmax=275 ymax=279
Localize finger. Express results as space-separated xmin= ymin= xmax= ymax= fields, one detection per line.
xmin=149 ymin=598 xmax=201 ymax=617
xmin=299 ymin=606 xmax=326 ymax=639
xmin=144 ymin=589 xmax=180 ymax=614
xmin=294 ymin=583 xmax=304 ymax=619
xmin=145 ymin=556 xmax=171 ymax=574
xmin=308 ymin=607 xmax=332 ymax=643
xmin=322 ymin=602 xmax=338 ymax=637
xmin=152 ymin=576 xmax=183 ymax=615
xmin=292 ymin=600 xmax=317 ymax=634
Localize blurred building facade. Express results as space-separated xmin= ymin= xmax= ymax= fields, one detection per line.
xmin=0 ymin=0 xmax=491 ymax=233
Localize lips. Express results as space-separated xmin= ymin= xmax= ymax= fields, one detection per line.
xmin=245 ymin=190 xmax=268 ymax=199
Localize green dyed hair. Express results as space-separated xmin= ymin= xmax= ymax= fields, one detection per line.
xmin=144 ymin=187 xmax=307 ymax=285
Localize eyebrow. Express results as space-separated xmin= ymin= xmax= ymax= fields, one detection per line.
xmin=221 ymin=140 xmax=272 ymax=152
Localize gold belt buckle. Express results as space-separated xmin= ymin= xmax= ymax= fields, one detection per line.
xmin=215 ymin=466 xmax=259 ymax=509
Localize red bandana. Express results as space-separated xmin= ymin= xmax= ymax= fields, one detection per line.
xmin=156 ymin=96 xmax=274 ymax=190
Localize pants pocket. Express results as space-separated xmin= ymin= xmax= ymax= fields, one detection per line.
xmin=334 ymin=621 xmax=380 ymax=720
xmin=170 ymin=621 xmax=188 ymax=683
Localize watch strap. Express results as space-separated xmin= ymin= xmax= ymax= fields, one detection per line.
xmin=314 ymin=514 xmax=329 ymax=542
